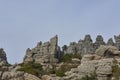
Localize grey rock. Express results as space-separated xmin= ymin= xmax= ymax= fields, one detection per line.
xmin=65 ymin=35 xmax=107 ymax=57
xmin=24 ymin=73 xmax=41 ymax=80
xmin=81 ymin=35 xmax=94 ymax=55
xmin=1 ymin=71 xmax=24 ymax=80
xmin=114 ymin=35 xmax=120 ymax=50
xmin=94 ymin=35 xmax=105 ymax=49
xmin=0 ymin=48 xmax=8 ymax=66
xmin=107 ymin=38 xmax=114 ymax=46
xmin=66 ymin=42 xmax=78 ymax=54
xmin=24 ymin=35 xmax=59 ymax=64
xmin=95 ymin=45 xmax=120 ymax=57
xmin=96 ymin=59 xmax=113 ymax=75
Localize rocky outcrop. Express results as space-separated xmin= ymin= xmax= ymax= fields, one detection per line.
xmin=24 ymin=35 xmax=59 ymax=64
xmin=0 ymin=64 xmax=41 ymax=80
xmin=24 ymin=73 xmax=41 ymax=80
xmin=0 ymin=48 xmax=8 ymax=66
xmin=63 ymin=45 xmax=120 ymax=80
xmin=0 ymin=71 xmax=41 ymax=80
xmin=107 ymin=38 xmax=114 ymax=46
xmin=65 ymin=35 xmax=94 ymax=56
xmin=64 ymin=55 xmax=115 ymax=80
xmin=114 ymin=35 xmax=120 ymax=50
xmin=64 ymin=34 xmax=120 ymax=57
xmin=66 ymin=42 xmax=78 ymax=54
xmin=79 ymin=35 xmax=94 ymax=56
xmin=94 ymin=35 xmax=105 ymax=49
xmin=95 ymin=45 xmax=120 ymax=57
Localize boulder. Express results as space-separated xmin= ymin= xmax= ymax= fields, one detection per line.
xmin=95 ymin=45 xmax=120 ymax=57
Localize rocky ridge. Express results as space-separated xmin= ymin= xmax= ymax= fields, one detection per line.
xmin=0 ymin=35 xmax=120 ymax=80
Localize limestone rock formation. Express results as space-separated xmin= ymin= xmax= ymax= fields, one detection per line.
xmin=65 ymin=35 xmax=106 ymax=56
xmin=24 ymin=73 xmax=41 ymax=80
xmin=63 ymin=44 xmax=120 ymax=80
xmin=95 ymin=45 xmax=120 ymax=57
xmin=107 ymin=38 xmax=114 ymax=46
xmin=0 ymin=48 xmax=8 ymax=66
xmin=79 ymin=35 xmax=94 ymax=56
xmin=24 ymin=35 xmax=59 ymax=64
xmin=64 ymin=55 xmax=115 ymax=80
xmin=114 ymin=35 xmax=120 ymax=50
xmin=64 ymin=34 xmax=120 ymax=57
xmin=1 ymin=34 xmax=120 ymax=80
xmin=0 ymin=64 xmax=41 ymax=80
xmin=66 ymin=42 xmax=77 ymax=54
xmin=94 ymin=35 xmax=105 ymax=49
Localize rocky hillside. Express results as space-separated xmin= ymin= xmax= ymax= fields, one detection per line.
xmin=1 ymin=35 xmax=120 ymax=80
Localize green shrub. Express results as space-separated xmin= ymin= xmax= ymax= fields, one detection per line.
xmin=112 ymin=58 xmax=120 ymax=80
xmin=55 ymin=64 xmax=66 ymax=77
xmin=56 ymin=70 xmax=65 ymax=77
xmin=112 ymin=65 xmax=120 ymax=80
xmin=61 ymin=53 xmax=81 ymax=63
xmin=17 ymin=62 xmax=43 ymax=77
xmin=61 ymin=54 xmax=72 ymax=62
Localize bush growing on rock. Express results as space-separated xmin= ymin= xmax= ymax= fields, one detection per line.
xmin=60 ymin=53 xmax=81 ymax=63
xmin=17 ymin=62 xmax=43 ymax=77
xmin=112 ymin=59 xmax=120 ymax=80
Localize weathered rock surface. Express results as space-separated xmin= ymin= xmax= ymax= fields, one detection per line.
xmin=24 ymin=35 xmax=59 ymax=64
xmin=0 ymin=64 xmax=41 ymax=80
xmin=107 ymin=38 xmax=114 ymax=46
xmin=0 ymin=48 xmax=8 ymax=66
xmin=64 ymin=56 xmax=114 ymax=80
xmin=64 ymin=34 xmax=120 ymax=57
xmin=64 ymin=45 xmax=120 ymax=80
xmin=64 ymin=35 xmax=105 ymax=56
xmin=24 ymin=73 xmax=41 ymax=80
xmin=42 ymin=75 xmax=63 ymax=80
xmin=95 ymin=45 xmax=120 ymax=57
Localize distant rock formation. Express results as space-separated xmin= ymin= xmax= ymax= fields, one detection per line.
xmin=64 ymin=34 xmax=120 ymax=56
xmin=24 ymin=34 xmax=120 ymax=64
xmin=0 ymin=48 xmax=8 ymax=66
xmin=107 ymin=38 xmax=114 ymax=46
xmin=24 ymin=35 xmax=59 ymax=64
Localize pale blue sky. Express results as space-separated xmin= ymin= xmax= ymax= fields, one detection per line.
xmin=0 ymin=0 xmax=120 ymax=64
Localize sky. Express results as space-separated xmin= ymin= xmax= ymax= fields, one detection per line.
xmin=0 ymin=0 xmax=120 ymax=64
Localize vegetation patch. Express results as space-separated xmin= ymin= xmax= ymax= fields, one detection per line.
xmin=112 ymin=58 xmax=120 ymax=80
xmin=60 ymin=53 xmax=81 ymax=63
xmin=17 ymin=62 xmax=43 ymax=77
